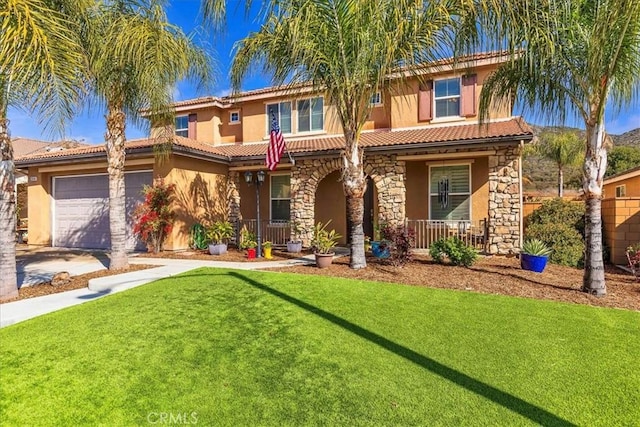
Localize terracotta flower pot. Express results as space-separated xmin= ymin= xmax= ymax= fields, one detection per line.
xmin=315 ymin=252 xmax=334 ymax=268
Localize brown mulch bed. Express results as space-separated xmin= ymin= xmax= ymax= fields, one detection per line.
xmin=136 ymin=248 xmax=313 ymax=262
xmin=4 ymin=264 xmax=156 ymax=303
xmin=266 ymin=255 xmax=640 ymax=312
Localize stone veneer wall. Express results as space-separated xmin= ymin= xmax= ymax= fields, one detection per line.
xmin=364 ymin=155 xmax=406 ymax=225
xmin=487 ymin=146 xmax=522 ymax=254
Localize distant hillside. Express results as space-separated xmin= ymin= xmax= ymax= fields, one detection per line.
xmin=611 ymin=128 xmax=640 ymax=147
xmin=522 ymin=125 xmax=640 ymax=193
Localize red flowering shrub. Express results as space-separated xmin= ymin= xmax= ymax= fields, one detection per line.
xmin=132 ymin=179 xmax=176 ymax=252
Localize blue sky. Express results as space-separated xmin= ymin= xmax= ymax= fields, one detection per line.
xmin=8 ymin=1 xmax=639 ymax=143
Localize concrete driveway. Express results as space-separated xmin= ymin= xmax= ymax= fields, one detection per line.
xmin=16 ymin=245 xmax=110 ymax=288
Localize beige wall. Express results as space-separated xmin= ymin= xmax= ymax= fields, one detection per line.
xmin=602 ymin=197 xmax=640 ymax=265
xmin=164 ymin=156 xmax=229 ymax=250
xmin=391 ymin=65 xmax=511 ymax=129
xmin=161 ymin=63 xmax=511 ymax=145
xmin=315 ymin=170 xmax=347 ymax=244
xmin=604 ymin=175 xmax=640 ymax=198
xmin=405 ymin=157 xmax=489 ymax=224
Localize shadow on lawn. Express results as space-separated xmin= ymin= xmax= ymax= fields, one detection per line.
xmin=229 ymin=271 xmax=575 ymax=427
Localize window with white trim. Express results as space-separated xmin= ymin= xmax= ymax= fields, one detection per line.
xmin=297 ymin=97 xmax=323 ymax=132
xmin=270 ymin=174 xmax=291 ymax=221
xmin=429 ymin=164 xmax=470 ymax=220
xmin=266 ymin=102 xmax=292 ymax=134
xmin=616 ymin=185 xmax=626 ymax=197
xmin=229 ymin=110 xmax=240 ymax=124
xmin=434 ymin=78 xmax=461 ymax=118
xmin=370 ymin=92 xmax=382 ymax=106
xmin=175 ymin=116 xmax=188 ymax=137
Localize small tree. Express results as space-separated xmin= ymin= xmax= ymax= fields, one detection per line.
xmin=528 ymin=130 xmax=584 ymax=197
xmin=132 ymin=179 xmax=176 ymax=253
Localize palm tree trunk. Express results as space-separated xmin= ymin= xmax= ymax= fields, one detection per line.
xmin=105 ymin=106 xmax=129 ymax=270
xmin=342 ymin=131 xmax=367 ymax=269
xmin=582 ymin=122 xmax=607 ymax=296
xmin=0 ymin=117 xmax=18 ymax=301
xmin=558 ymin=167 xmax=564 ymax=198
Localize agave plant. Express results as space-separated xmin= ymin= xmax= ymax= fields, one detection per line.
xmin=522 ymin=239 xmax=553 ymax=257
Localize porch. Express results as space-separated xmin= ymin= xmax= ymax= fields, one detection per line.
xmin=227 ymin=145 xmax=522 ymax=255
xmin=235 ymin=218 xmax=488 ymax=251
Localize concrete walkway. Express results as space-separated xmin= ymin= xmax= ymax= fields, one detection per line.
xmin=1 ymin=250 xmax=348 ymax=328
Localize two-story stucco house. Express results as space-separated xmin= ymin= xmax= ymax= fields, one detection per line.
xmin=16 ymin=51 xmax=533 ymax=254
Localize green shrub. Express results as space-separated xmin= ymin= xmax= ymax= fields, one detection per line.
xmin=528 ymin=198 xmax=585 ymax=236
xmin=429 ymin=236 xmax=478 ymax=267
xmin=525 ymin=223 xmax=584 ymax=267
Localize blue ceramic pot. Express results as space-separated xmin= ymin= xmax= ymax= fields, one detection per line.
xmin=371 ymin=241 xmax=391 ymax=259
xmin=521 ymin=253 xmax=548 ymax=273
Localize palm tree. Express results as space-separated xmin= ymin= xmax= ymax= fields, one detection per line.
xmin=230 ymin=0 xmax=467 ymax=269
xmin=478 ymin=0 xmax=640 ymax=295
xmin=528 ymin=130 xmax=584 ymax=197
xmin=84 ymin=0 xmax=212 ymax=269
xmin=0 ymin=0 xmax=89 ymax=301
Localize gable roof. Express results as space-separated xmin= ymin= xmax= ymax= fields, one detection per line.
xmin=603 ymin=165 xmax=640 ymax=185
xmin=15 ymin=118 xmax=533 ymax=167
xmin=173 ymin=51 xmax=512 ymax=111
xmin=12 ymin=138 xmax=52 ymax=158
xmin=13 ymin=138 xmax=90 ymax=159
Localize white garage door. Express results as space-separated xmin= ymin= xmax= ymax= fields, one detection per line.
xmin=53 ymin=171 xmax=153 ymax=250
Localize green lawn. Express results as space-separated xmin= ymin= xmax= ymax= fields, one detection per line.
xmin=1 ymin=268 xmax=639 ymax=426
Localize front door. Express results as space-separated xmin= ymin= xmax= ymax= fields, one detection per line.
xmin=346 ymin=177 xmax=374 ymax=243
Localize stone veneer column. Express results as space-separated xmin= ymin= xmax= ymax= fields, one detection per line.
xmin=290 ymin=157 xmax=343 ymax=245
xmin=487 ymin=146 xmax=522 ymax=254
xmin=365 ymin=155 xmax=406 ymax=225
xmin=227 ymin=170 xmax=241 ymax=223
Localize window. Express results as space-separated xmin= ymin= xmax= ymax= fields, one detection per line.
xmin=370 ymin=92 xmax=382 ymax=106
xmin=270 ymin=174 xmax=291 ymax=221
xmin=429 ymin=164 xmax=470 ymax=220
xmin=175 ymin=116 xmax=188 ymax=137
xmin=297 ymin=97 xmax=324 ymax=132
xmin=266 ymin=102 xmax=292 ymax=134
xmin=229 ymin=110 xmax=240 ymax=124
xmin=434 ymin=78 xmax=461 ymax=118
xmin=616 ymin=185 xmax=626 ymax=197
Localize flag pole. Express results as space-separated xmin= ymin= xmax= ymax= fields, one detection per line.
xmin=284 ymin=142 xmax=295 ymax=166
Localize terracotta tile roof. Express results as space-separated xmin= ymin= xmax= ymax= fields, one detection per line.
xmin=15 ymin=118 xmax=532 ymax=165
xmin=15 ymin=136 xmax=226 ymax=163
xmin=215 ymin=117 xmax=533 ymax=158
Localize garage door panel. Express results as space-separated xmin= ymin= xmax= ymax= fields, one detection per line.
xmin=53 ymin=172 xmax=152 ymax=250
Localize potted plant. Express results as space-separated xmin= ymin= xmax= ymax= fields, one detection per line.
xmin=287 ymin=219 xmax=303 ymax=253
xmin=207 ymin=220 xmax=234 ymax=255
xmin=311 ymin=220 xmax=341 ymax=268
xmin=521 ymin=238 xmax=553 ymax=273
xmin=239 ymin=227 xmax=258 ymax=259
xmin=262 ymin=241 xmax=273 ymax=259
xmin=371 ymin=223 xmax=391 ymax=258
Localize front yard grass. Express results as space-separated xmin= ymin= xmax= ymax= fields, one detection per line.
xmin=1 ymin=268 xmax=639 ymax=425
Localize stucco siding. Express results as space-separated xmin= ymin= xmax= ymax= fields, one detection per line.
xmin=315 ymin=170 xmax=347 ymax=244
xmin=165 ymin=156 xmax=229 ymax=250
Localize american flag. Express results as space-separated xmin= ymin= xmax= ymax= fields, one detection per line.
xmin=266 ymin=111 xmax=286 ymax=170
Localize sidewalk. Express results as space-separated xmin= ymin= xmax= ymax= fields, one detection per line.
xmin=0 ymin=252 xmax=334 ymax=328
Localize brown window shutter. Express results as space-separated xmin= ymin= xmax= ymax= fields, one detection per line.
xmin=461 ymin=74 xmax=477 ymax=117
xmin=418 ymin=81 xmax=433 ymax=122
xmin=188 ymin=113 xmax=197 ymax=139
